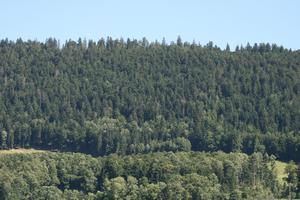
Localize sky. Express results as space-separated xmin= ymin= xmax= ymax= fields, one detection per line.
xmin=1 ymin=0 xmax=299 ymax=50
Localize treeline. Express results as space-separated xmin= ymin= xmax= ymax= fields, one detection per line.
xmin=1 ymin=151 xmax=296 ymax=199
xmin=0 ymin=38 xmax=299 ymax=161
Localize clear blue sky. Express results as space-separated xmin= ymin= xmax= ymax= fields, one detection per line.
xmin=1 ymin=0 xmax=299 ymax=49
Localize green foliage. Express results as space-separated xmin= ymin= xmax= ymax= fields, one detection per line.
xmin=0 ymin=38 xmax=299 ymax=161
xmin=0 ymin=151 xmax=289 ymax=199
xmin=0 ymin=38 xmax=299 ymax=198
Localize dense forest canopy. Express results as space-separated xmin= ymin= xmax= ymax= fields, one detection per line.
xmin=0 ymin=151 xmax=287 ymax=199
xmin=0 ymin=37 xmax=299 ymax=161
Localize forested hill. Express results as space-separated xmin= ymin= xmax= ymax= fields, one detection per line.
xmin=0 ymin=38 xmax=299 ymax=161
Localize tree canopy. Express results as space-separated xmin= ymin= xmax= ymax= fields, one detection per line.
xmin=0 ymin=37 xmax=300 ymax=199
xmin=0 ymin=38 xmax=299 ymax=161
xmin=0 ymin=151 xmax=284 ymax=199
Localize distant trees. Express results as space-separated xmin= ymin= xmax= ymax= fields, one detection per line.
xmin=0 ymin=38 xmax=299 ymax=161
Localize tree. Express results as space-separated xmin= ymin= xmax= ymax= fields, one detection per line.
xmin=103 ymin=177 xmax=127 ymax=199
xmin=7 ymin=130 xmax=14 ymax=148
xmin=1 ymin=130 xmax=7 ymax=148
xmin=285 ymin=161 xmax=298 ymax=199
xmin=226 ymin=43 xmax=231 ymax=51
xmin=176 ymin=36 xmax=183 ymax=47
xmin=31 ymin=186 xmax=63 ymax=200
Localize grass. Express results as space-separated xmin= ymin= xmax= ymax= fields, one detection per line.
xmin=0 ymin=148 xmax=45 ymax=155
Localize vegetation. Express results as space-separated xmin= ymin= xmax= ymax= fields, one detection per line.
xmin=274 ymin=161 xmax=288 ymax=186
xmin=0 ymin=151 xmax=287 ymax=200
xmin=0 ymin=38 xmax=299 ymax=161
xmin=0 ymin=148 xmax=45 ymax=155
xmin=0 ymin=37 xmax=299 ymax=199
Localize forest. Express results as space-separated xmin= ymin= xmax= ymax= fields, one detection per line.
xmin=0 ymin=37 xmax=299 ymax=199
xmin=0 ymin=151 xmax=297 ymax=199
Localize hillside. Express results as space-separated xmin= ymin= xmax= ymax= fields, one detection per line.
xmin=0 ymin=38 xmax=299 ymax=161
xmin=0 ymin=38 xmax=299 ymax=198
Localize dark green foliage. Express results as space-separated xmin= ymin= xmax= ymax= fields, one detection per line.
xmin=0 ymin=38 xmax=299 ymax=161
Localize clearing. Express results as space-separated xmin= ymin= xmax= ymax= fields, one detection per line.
xmin=0 ymin=148 xmax=45 ymax=155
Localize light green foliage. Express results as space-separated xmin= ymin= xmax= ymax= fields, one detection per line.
xmin=274 ymin=161 xmax=288 ymax=185
xmin=0 ymin=151 xmax=288 ymax=199
xmin=0 ymin=131 xmax=7 ymax=148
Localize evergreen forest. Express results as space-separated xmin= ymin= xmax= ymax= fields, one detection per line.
xmin=0 ymin=37 xmax=299 ymax=199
